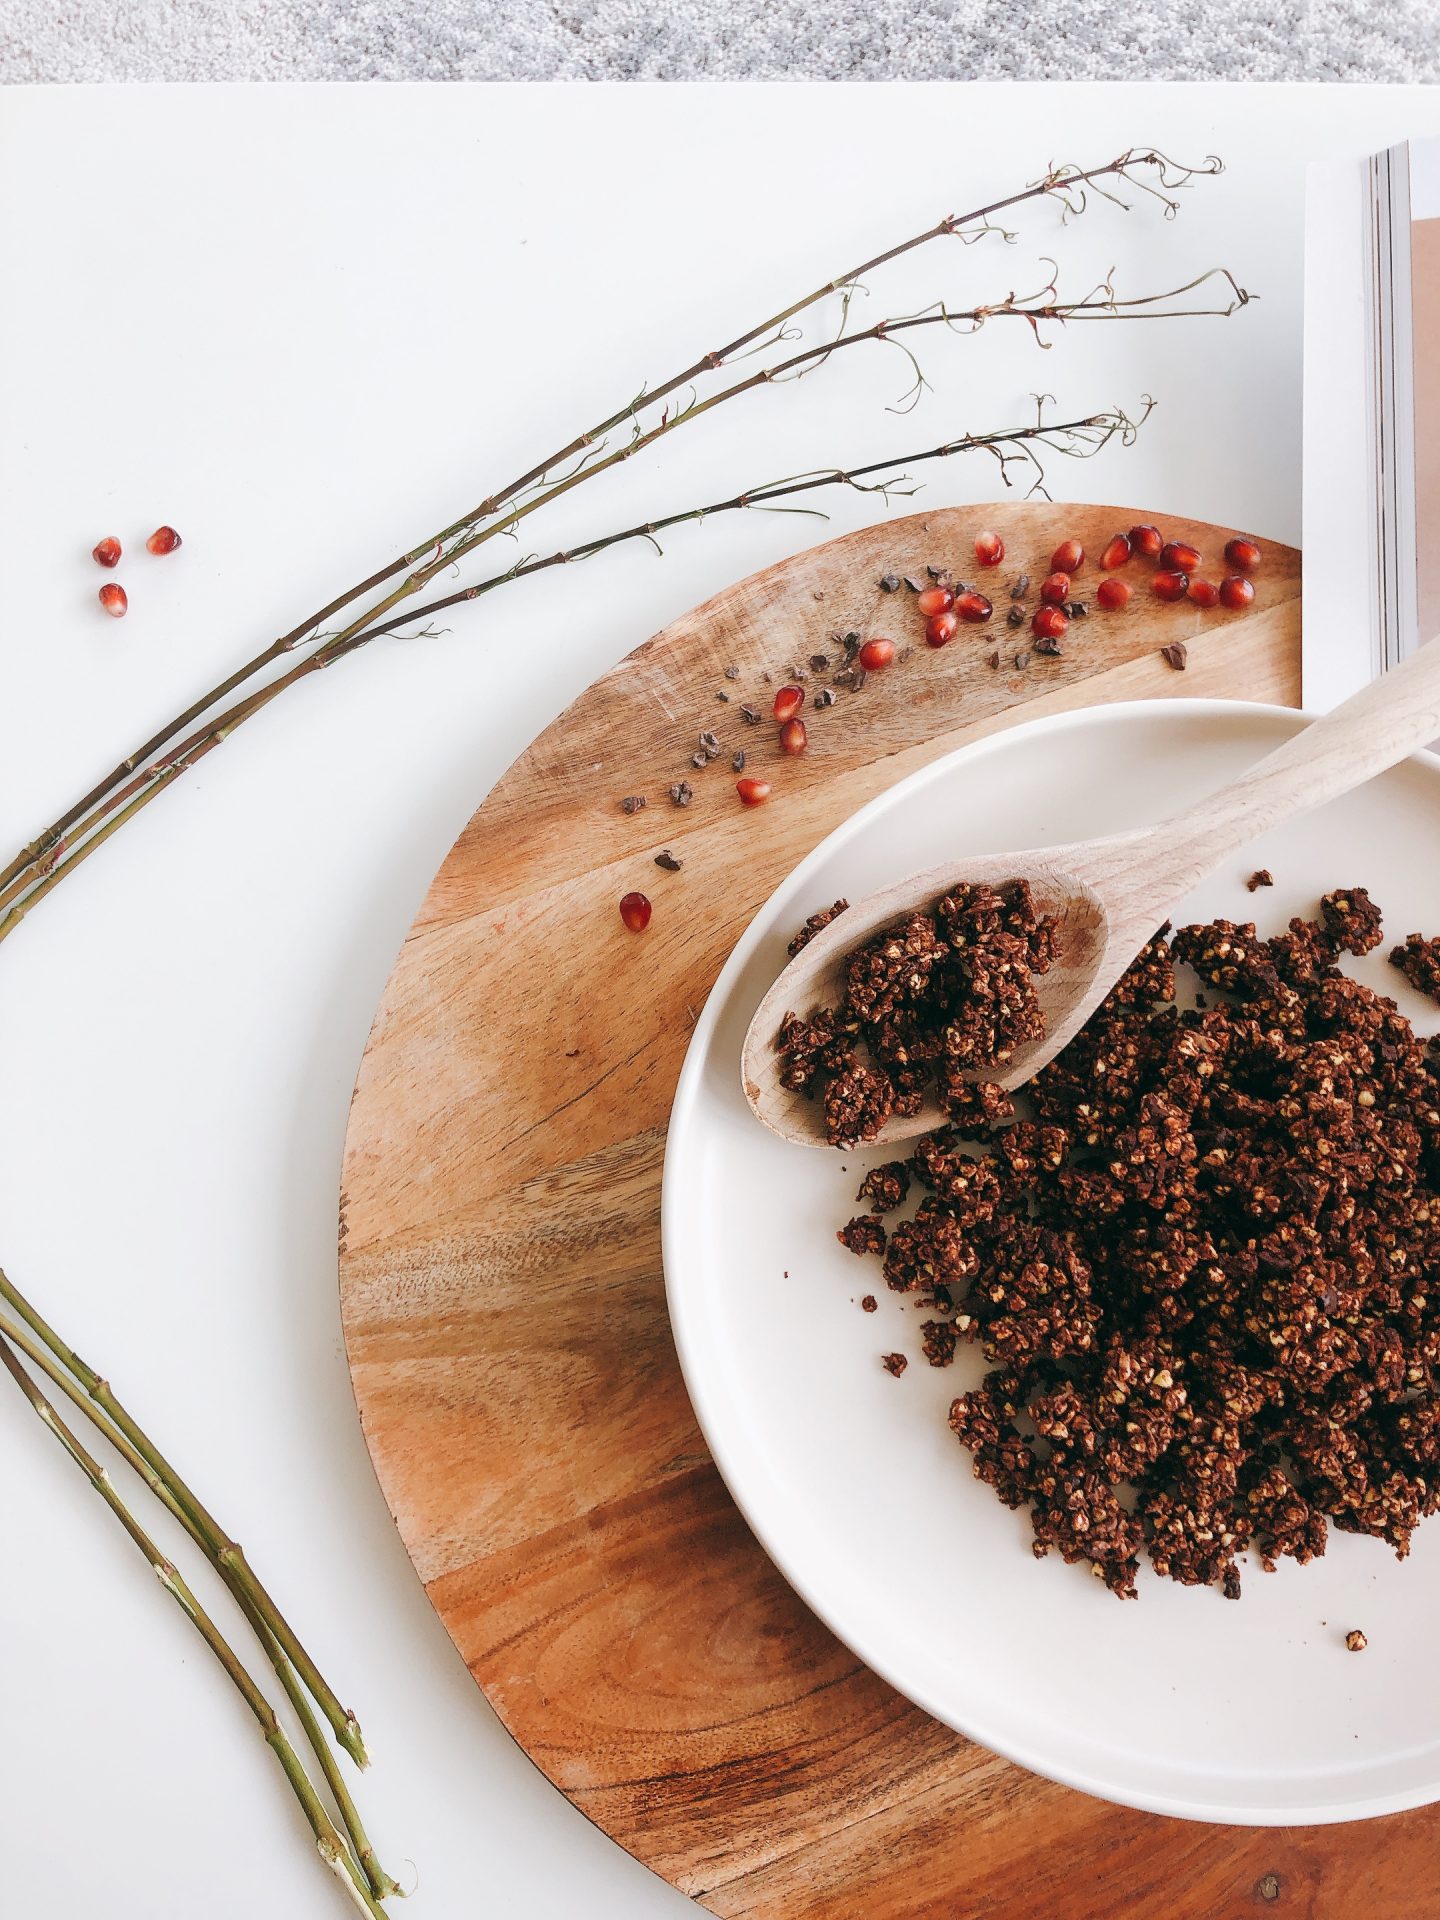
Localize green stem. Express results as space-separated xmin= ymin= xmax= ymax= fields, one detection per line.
xmin=0 ymin=148 xmax=1217 ymax=911
xmin=0 ymin=1331 xmax=389 ymax=1918
xmin=0 ymin=1269 xmax=368 ymax=1772
xmin=0 ymin=1309 xmax=402 ymax=1903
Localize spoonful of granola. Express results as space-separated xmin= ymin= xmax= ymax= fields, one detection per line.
xmin=742 ymin=634 xmax=1440 ymax=1148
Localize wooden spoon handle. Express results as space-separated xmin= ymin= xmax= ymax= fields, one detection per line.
xmin=1120 ymin=634 xmax=1440 ymax=923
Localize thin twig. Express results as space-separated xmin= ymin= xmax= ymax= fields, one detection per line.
xmin=0 ymin=1331 xmax=389 ymax=1918
xmin=0 ymin=1269 xmax=368 ymax=1773
xmin=0 ymin=1308 xmax=401 ymax=1902
xmin=0 ymin=148 xmax=1221 ymax=907
xmin=0 ymin=405 xmax=1144 ymax=941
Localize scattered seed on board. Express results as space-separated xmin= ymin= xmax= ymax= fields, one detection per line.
xmin=698 ymin=730 xmax=720 ymax=756
xmin=879 ymin=573 xmax=900 ymax=593
xmin=716 ymin=690 xmax=730 ymax=702
xmin=903 ymin=574 xmax=925 ymax=593
xmin=654 ymin=849 xmax=683 ymax=871
xmin=669 ymin=781 xmax=694 ymax=807
xmin=1010 ymin=574 xmax=1030 ymax=599
xmin=1014 ymin=651 xmax=1030 ymax=669
xmin=690 ymin=750 xmax=709 ymax=769
xmin=732 ymin=750 xmax=746 ymax=771
xmin=810 ymin=653 xmax=829 ymax=671
xmin=723 ymin=664 xmax=740 ymax=679
xmin=1033 ymin=634 xmax=1063 ymax=656
xmin=987 ymin=650 xmax=1000 ymax=669
xmin=814 ymin=688 xmax=837 ymax=709
xmin=1161 ymin=641 xmax=1189 ymax=672
xmin=1006 ymin=606 xmax=1025 ymax=628
xmin=619 ymin=795 xmax=646 ymax=815
xmin=740 ymin=705 xmax=760 ymax=724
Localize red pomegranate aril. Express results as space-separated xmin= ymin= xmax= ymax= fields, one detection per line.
xmin=1225 ymin=536 xmax=1262 ymax=572
xmin=773 ymin=684 xmax=805 ymax=723
xmin=1099 ymin=533 xmax=1132 ymax=571
xmin=1031 ymin=605 xmax=1068 ymax=641
xmin=1129 ymin=524 xmax=1163 ymax=558
xmin=736 ymin=777 xmax=771 ymax=807
xmin=1151 ymin=570 xmax=1189 ymax=602
xmin=146 ymin=525 xmax=182 ymax=556
xmin=916 ymin=584 xmax=954 ymax=618
xmin=1050 ymin=539 xmax=1084 ymax=574
xmin=857 ymin=636 xmax=895 ymax=671
xmin=954 ymin=590 xmax=993 ymax=624
xmin=1160 ymin=541 xmax=1201 ymax=573
xmin=92 ymin=536 xmax=121 ymax=568
xmin=779 ymin=717 xmax=808 ymax=755
xmin=1187 ymin=578 xmax=1220 ymax=608
xmin=98 ymin=583 xmax=128 ymax=617
xmin=1219 ymin=575 xmax=1256 ymax=610
xmin=925 ymin=610 xmax=958 ymax=648
xmin=1096 ymin=578 xmax=1132 ymax=610
xmin=973 ymin=530 xmax=1005 ymax=567
xmin=1039 ymin=572 xmax=1071 ymax=606
xmin=619 ymin=891 xmax=652 ymax=932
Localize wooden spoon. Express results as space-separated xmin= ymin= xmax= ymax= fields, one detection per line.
xmin=743 ymin=638 xmax=1440 ymax=1149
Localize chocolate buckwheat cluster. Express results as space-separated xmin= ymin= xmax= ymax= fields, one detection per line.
xmin=832 ymin=885 xmax=1440 ymax=1600
xmin=775 ymin=880 xmax=1057 ymax=1146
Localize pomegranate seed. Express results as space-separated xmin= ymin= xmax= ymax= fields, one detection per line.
xmin=779 ymin=717 xmax=808 ymax=755
xmin=1151 ymin=570 xmax=1189 ymax=602
xmin=1039 ymin=572 xmax=1071 ymax=606
xmin=916 ymin=585 xmax=954 ymax=618
xmin=1129 ymin=524 xmax=1163 ymax=558
xmin=98 ymin=583 xmax=128 ymax=617
xmin=736 ymin=777 xmax=771 ymax=807
xmin=1050 ymin=539 xmax=1084 ymax=574
xmin=1031 ymin=605 xmax=1068 ymax=641
xmin=1187 ymin=579 xmax=1220 ymax=608
xmin=925 ymin=610 xmax=958 ymax=648
xmin=1219 ymin=575 xmax=1255 ymax=610
xmin=618 ymin=891 xmax=652 ymax=932
xmin=857 ymin=636 xmax=894 ymax=671
xmin=146 ymin=525 xmax=182 ymax=556
xmin=1160 ymin=541 xmax=1201 ymax=573
xmin=973 ymin=530 xmax=1005 ymax=567
xmin=1096 ymin=578 xmax=1132 ymax=610
xmin=1100 ymin=533 xmax=1132 ymax=571
xmin=92 ymin=536 xmax=121 ymax=568
xmin=954 ymin=590 xmax=993 ymax=624
xmin=1225 ymin=537 xmax=1262 ymax=573
xmin=773 ymin=685 xmax=805 ymax=723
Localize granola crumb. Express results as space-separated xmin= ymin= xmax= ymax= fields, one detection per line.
xmin=882 ymin=1352 xmax=908 ymax=1377
xmin=1345 ymin=1629 xmax=1368 ymax=1653
xmin=861 ymin=1294 xmax=878 ymax=1313
xmin=837 ymin=1215 xmax=886 ymax=1258
xmin=1391 ymin=932 xmax=1440 ymax=1003
xmin=1246 ymin=868 xmax=1273 ymax=892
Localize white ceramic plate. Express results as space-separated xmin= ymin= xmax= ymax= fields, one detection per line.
xmin=662 ymin=700 xmax=1440 ymax=1826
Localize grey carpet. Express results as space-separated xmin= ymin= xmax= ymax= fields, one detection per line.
xmin=3 ymin=0 xmax=1438 ymax=84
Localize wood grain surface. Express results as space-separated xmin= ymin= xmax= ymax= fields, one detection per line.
xmin=340 ymin=501 xmax=1440 ymax=1915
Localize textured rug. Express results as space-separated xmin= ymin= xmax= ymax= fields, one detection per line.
xmin=3 ymin=0 xmax=1438 ymax=84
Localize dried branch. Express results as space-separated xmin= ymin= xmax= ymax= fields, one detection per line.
xmin=0 ymin=1270 xmax=370 ymax=1775
xmin=0 ymin=1305 xmax=400 ymax=1903
xmin=0 ymin=403 xmax=1148 ymax=942
xmin=0 ymin=1330 xmax=390 ymax=1918
xmin=0 ymin=146 xmax=1223 ymax=909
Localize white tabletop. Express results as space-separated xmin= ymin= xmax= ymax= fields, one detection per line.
xmin=3 ymin=81 xmax=1440 ymax=1919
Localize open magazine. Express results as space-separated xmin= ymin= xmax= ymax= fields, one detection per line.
xmin=1304 ymin=138 xmax=1440 ymax=709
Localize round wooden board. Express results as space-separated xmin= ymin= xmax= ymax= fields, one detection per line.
xmin=340 ymin=502 xmax=1439 ymax=1916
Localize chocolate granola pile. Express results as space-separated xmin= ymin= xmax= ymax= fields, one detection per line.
xmin=836 ymin=889 xmax=1440 ymax=1599
xmin=776 ymin=880 xmax=1057 ymax=1146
